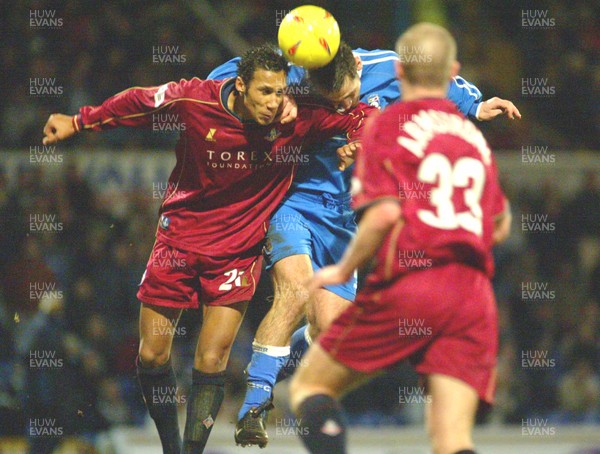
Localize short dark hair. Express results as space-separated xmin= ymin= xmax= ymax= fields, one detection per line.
xmin=237 ymin=44 xmax=289 ymax=85
xmin=307 ymin=41 xmax=357 ymax=95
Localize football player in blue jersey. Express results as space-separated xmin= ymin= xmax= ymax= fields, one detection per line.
xmin=207 ymin=41 xmax=520 ymax=448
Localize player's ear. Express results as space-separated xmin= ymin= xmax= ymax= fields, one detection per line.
xmin=395 ymin=60 xmax=404 ymax=81
xmin=450 ymin=60 xmax=460 ymax=79
xmin=235 ymin=76 xmax=246 ymax=95
xmin=354 ymin=55 xmax=363 ymax=72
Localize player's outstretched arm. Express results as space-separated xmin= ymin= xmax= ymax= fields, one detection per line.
xmin=44 ymin=81 xmax=191 ymax=140
xmin=477 ymin=97 xmax=522 ymax=121
xmin=43 ymin=114 xmax=77 ymax=145
xmin=309 ymin=200 xmax=402 ymax=291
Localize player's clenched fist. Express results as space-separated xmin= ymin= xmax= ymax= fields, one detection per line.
xmin=43 ymin=113 xmax=77 ymax=145
xmin=336 ymin=141 xmax=361 ymax=171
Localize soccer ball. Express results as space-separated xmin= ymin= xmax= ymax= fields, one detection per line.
xmin=278 ymin=5 xmax=341 ymax=69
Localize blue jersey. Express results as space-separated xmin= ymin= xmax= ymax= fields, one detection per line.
xmin=207 ymin=49 xmax=482 ymax=195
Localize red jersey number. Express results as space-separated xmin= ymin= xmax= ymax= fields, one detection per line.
xmin=417 ymin=153 xmax=485 ymax=237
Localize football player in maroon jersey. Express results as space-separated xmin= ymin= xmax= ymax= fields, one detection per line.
xmin=290 ymin=24 xmax=511 ymax=454
xmin=42 ymin=44 xmax=373 ymax=454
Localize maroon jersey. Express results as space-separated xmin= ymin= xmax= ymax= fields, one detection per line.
xmin=353 ymin=98 xmax=507 ymax=281
xmin=78 ymin=78 xmax=372 ymax=256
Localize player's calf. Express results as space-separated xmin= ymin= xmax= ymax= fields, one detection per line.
xmin=296 ymin=394 xmax=347 ymax=454
xmin=136 ymin=357 xmax=182 ymax=454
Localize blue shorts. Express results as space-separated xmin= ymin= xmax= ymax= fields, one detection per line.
xmin=264 ymin=190 xmax=357 ymax=302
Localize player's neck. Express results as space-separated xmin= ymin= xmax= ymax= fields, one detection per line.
xmin=228 ymin=90 xmax=250 ymax=121
xmin=401 ymin=84 xmax=447 ymax=102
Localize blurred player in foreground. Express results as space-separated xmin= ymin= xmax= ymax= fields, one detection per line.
xmin=209 ymin=41 xmax=520 ymax=448
xmin=290 ymin=23 xmax=512 ymax=454
xmin=42 ymin=44 xmax=373 ymax=454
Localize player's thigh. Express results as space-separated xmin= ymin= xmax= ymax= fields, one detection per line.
xmin=139 ymin=302 xmax=183 ymax=366
xmin=308 ymin=288 xmax=353 ymax=334
xmin=264 ymin=202 xmax=312 ymax=271
xmin=195 ymin=300 xmax=248 ymax=371
xmin=289 ymin=343 xmax=371 ymax=411
xmin=425 ymin=373 xmax=478 ymax=454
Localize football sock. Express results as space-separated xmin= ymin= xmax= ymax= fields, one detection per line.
xmin=182 ymin=369 xmax=225 ymax=453
xmin=238 ymin=341 xmax=290 ymax=421
xmin=136 ymin=357 xmax=182 ymax=454
xmin=297 ymin=394 xmax=346 ymax=454
xmin=277 ymin=324 xmax=312 ymax=382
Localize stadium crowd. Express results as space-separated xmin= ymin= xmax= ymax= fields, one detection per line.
xmin=1 ymin=0 xmax=597 ymax=150
xmin=0 ymin=0 xmax=598 ymax=448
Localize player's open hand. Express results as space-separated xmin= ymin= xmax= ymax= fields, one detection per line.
xmin=309 ymin=265 xmax=351 ymax=294
xmin=43 ymin=113 xmax=77 ymax=145
xmin=337 ymin=142 xmax=360 ymax=171
xmin=477 ymin=97 xmax=522 ymax=121
xmin=279 ymin=95 xmax=298 ymax=124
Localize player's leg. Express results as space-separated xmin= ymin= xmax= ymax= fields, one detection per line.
xmin=277 ymin=287 xmax=353 ymax=382
xmin=240 ymin=254 xmax=311 ymax=409
xmin=236 ymin=202 xmax=313 ymax=444
xmin=290 ymin=344 xmax=370 ymax=454
xmin=424 ymin=373 xmax=479 ymax=454
xmin=137 ymin=302 xmax=183 ymax=454
xmin=306 ymin=287 xmax=353 ymax=337
xmin=280 ymin=194 xmax=357 ymax=381
xmin=235 ymin=253 xmax=311 ymax=446
xmin=182 ymin=300 xmax=248 ymax=453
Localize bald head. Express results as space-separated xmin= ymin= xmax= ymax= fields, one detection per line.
xmin=395 ymin=22 xmax=457 ymax=88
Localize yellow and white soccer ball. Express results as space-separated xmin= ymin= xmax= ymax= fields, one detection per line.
xmin=278 ymin=5 xmax=341 ymax=69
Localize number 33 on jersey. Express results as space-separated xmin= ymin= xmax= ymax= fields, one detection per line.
xmin=353 ymin=99 xmax=508 ymax=282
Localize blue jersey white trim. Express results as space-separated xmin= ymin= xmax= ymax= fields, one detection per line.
xmin=207 ymin=49 xmax=483 ymax=195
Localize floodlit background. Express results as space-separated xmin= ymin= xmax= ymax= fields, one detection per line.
xmin=0 ymin=0 xmax=598 ymax=452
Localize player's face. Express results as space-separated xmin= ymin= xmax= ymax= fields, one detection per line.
xmin=325 ymin=75 xmax=361 ymax=113
xmin=240 ymin=69 xmax=286 ymax=125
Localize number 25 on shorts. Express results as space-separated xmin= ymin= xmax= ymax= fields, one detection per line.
xmin=218 ymin=269 xmax=250 ymax=291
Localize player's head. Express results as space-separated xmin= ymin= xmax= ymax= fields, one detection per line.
xmin=307 ymin=41 xmax=362 ymax=112
xmin=395 ymin=22 xmax=459 ymax=91
xmin=236 ymin=44 xmax=289 ymax=125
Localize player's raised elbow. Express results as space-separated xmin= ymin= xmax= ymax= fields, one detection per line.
xmin=363 ymin=199 xmax=403 ymax=232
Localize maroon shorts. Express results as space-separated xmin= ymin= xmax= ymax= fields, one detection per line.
xmin=137 ymin=239 xmax=262 ymax=308
xmin=319 ymin=263 xmax=498 ymax=404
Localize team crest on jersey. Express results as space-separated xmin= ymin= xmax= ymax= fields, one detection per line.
xmin=159 ymin=215 xmax=170 ymax=230
xmin=265 ymin=128 xmax=281 ymax=142
xmin=205 ymin=128 xmax=217 ymax=141
xmin=367 ymin=94 xmax=381 ymax=109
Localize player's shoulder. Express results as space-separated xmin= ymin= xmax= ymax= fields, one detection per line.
xmin=400 ymin=100 xmax=492 ymax=164
xmin=353 ymin=48 xmax=399 ymax=64
xmin=207 ymin=58 xmax=240 ymax=80
xmin=175 ymin=77 xmax=229 ymax=102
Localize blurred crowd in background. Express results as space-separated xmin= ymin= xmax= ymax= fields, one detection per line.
xmin=1 ymin=0 xmax=599 ymax=448
xmin=1 ymin=0 xmax=598 ymax=150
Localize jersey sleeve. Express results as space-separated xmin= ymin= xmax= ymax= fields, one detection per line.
xmin=77 ymin=79 xmax=199 ymax=131
xmin=448 ymin=75 xmax=482 ymax=119
xmin=306 ymin=102 xmax=376 ymax=144
xmin=352 ymin=113 xmax=400 ymax=211
xmin=206 ymin=58 xmax=240 ymax=80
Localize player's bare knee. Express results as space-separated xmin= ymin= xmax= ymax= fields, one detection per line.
xmin=138 ymin=345 xmax=170 ymax=368
xmin=195 ymin=348 xmax=228 ymax=372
